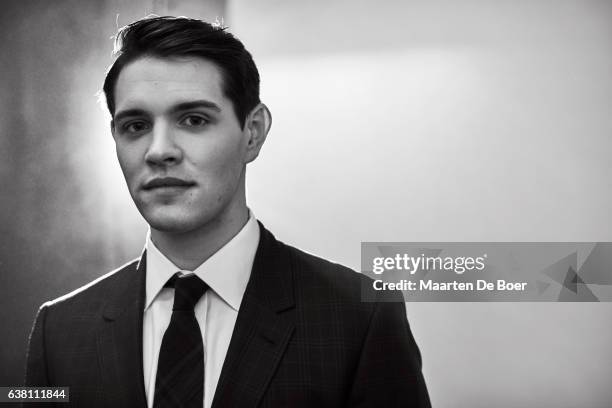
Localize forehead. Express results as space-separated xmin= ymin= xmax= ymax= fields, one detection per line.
xmin=114 ymin=56 xmax=227 ymax=113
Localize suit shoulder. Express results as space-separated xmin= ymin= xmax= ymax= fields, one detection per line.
xmin=41 ymin=257 xmax=140 ymax=310
xmin=284 ymin=243 xmax=360 ymax=279
xmin=279 ymin=242 xmax=378 ymax=303
xmin=279 ymin=241 xmax=401 ymax=304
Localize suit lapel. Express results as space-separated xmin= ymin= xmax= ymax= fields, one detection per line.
xmin=212 ymin=223 xmax=296 ymax=408
xmin=97 ymin=251 xmax=148 ymax=408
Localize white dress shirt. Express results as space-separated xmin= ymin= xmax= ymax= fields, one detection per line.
xmin=142 ymin=212 xmax=260 ymax=408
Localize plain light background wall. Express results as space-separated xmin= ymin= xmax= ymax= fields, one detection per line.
xmin=1 ymin=0 xmax=611 ymax=406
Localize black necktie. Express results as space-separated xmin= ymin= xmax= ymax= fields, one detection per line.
xmin=154 ymin=274 xmax=208 ymax=408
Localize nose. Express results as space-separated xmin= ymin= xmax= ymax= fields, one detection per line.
xmin=144 ymin=121 xmax=183 ymax=167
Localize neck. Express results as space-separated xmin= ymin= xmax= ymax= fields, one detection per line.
xmin=150 ymin=203 xmax=249 ymax=271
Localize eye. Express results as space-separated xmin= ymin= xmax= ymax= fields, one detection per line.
xmin=179 ymin=114 xmax=209 ymax=128
xmin=121 ymin=120 xmax=150 ymax=134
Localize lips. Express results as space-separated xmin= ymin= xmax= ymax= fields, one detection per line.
xmin=142 ymin=177 xmax=196 ymax=190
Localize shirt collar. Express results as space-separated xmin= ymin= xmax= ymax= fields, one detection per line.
xmin=145 ymin=210 xmax=260 ymax=311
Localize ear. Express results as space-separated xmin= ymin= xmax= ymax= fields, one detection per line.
xmin=243 ymin=103 xmax=272 ymax=163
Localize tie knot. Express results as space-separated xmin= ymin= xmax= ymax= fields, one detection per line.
xmin=169 ymin=274 xmax=208 ymax=311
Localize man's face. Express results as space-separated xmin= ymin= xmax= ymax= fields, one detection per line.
xmin=112 ymin=56 xmax=249 ymax=234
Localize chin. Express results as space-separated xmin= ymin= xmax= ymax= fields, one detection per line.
xmin=140 ymin=205 xmax=221 ymax=235
xmin=147 ymin=218 xmax=195 ymax=234
xmin=140 ymin=208 xmax=200 ymax=234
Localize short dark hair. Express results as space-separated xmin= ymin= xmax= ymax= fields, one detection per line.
xmin=102 ymin=15 xmax=260 ymax=128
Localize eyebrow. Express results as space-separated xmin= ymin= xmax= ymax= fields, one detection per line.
xmin=170 ymin=100 xmax=222 ymax=114
xmin=113 ymin=100 xmax=222 ymax=123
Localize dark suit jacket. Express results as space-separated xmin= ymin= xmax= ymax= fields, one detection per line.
xmin=25 ymin=223 xmax=430 ymax=407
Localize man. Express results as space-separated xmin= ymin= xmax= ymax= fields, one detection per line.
xmin=24 ymin=16 xmax=430 ymax=407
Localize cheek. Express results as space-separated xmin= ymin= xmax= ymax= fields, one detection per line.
xmin=115 ymin=143 xmax=140 ymax=184
xmin=193 ymin=135 xmax=245 ymax=179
